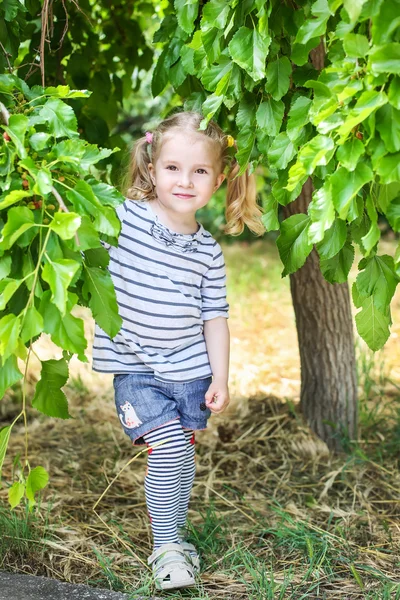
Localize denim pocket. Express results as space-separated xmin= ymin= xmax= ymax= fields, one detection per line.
xmin=113 ymin=373 xmax=131 ymax=391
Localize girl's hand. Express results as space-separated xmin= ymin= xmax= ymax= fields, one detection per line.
xmin=205 ymin=379 xmax=230 ymax=414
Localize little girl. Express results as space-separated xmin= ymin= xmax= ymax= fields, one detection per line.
xmin=92 ymin=112 xmax=263 ymax=590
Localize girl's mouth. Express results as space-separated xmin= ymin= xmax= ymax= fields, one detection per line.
xmin=173 ymin=193 xmax=195 ymax=199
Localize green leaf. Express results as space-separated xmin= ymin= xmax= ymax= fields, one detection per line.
xmin=71 ymin=216 xmax=101 ymax=252
xmin=267 ymin=133 xmax=296 ymax=170
xmin=376 ymin=153 xmax=400 ymax=184
xmin=20 ymin=306 xmax=44 ymax=343
xmin=355 ymin=297 xmax=390 ymax=351
xmin=265 ymin=57 xmax=291 ymax=101
xmin=0 ymin=278 xmax=23 ymax=310
xmin=41 ymin=259 xmax=80 ymax=315
xmin=201 ymin=28 xmax=223 ymax=63
xmin=201 ymin=93 xmax=224 ymax=124
xmin=201 ymin=0 xmax=230 ymax=30
xmin=287 ymin=97 xmax=312 ymax=141
xmin=336 ymin=137 xmax=365 ymax=171
xmin=0 ymin=190 xmax=31 ymax=210
xmin=291 ymin=38 xmax=321 ymax=66
xmin=277 ymin=214 xmax=313 ymax=277
xmin=376 ymin=104 xmax=400 ymax=152
xmin=82 ymin=266 xmax=122 ymax=338
xmin=388 ymin=76 xmax=400 ymax=110
xmin=0 ymin=206 xmax=36 ymax=250
xmin=36 ymin=98 xmax=79 ymax=138
xmin=8 ymin=481 xmax=25 ymax=509
xmin=235 ymin=129 xmax=256 ymax=176
xmin=0 ymin=255 xmax=12 ymax=280
xmin=337 ymin=91 xmax=388 ymax=140
xmin=26 ymin=466 xmax=49 ymax=506
xmin=93 ymin=206 xmax=121 ymax=238
xmin=343 ymin=0 xmax=367 ymax=23
xmin=371 ymin=1 xmax=400 ymax=45
xmin=256 ymin=98 xmax=284 ymax=137
xmin=228 ymin=26 xmax=271 ymax=82
xmin=272 ymin=171 xmax=303 ymax=207
xmin=29 ymin=132 xmax=51 ymax=152
xmin=201 ymin=57 xmax=232 ymax=92
xmin=308 ymin=186 xmax=335 ymax=243
xmin=369 ymin=43 xmax=400 ymax=75
xmin=236 ymin=94 xmax=257 ymax=129
xmin=174 ymin=0 xmax=199 ymax=35
xmin=361 ymin=195 xmax=380 ymax=255
xmin=2 ymin=114 xmax=29 ymax=159
xmin=297 ymin=135 xmax=335 ymax=174
xmin=0 ymin=314 xmax=21 ymax=361
xmin=32 ymin=358 xmax=71 ymax=419
xmin=86 ymin=180 xmax=125 ymax=209
xmin=33 ymin=169 xmax=53 ymax=196
xmin=0 ymin=355 xmax=23 ymax=400
xmin=331 ymin=163 xmax=373 ymax=219
xmin=50 ymin=213 xmax=81 ymax=240
xmin=40 ymin=291 xmax=87 ymax=361
xmin=320 ymin=242 xmax=355 ymax=284
xmin=261 ymin=195 xmax=279 ymax=232
xmin=386 ymin=197 xmax=400 ymax=231
xmin=343 ymin=33 xmax=369 ymax=58
xmin=355 ymin=255 xmax=399 ymax=314
xmin=0 ymin=426 xmax=12 ymax=478
xmin=295 ymin=0 xmax=332 ymax=44
xmin=316 ymin=218 xmax=347 ymax=260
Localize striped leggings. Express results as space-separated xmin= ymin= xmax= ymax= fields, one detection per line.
xmin=143 ymin=419 xmax=196 ymax=549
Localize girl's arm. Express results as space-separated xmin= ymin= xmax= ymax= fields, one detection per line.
xmin=203 ymin=316 xmax=230 ymax=414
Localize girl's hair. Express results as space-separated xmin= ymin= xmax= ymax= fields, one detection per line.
xmin=123 ymin=111 xmax=264 ymax=236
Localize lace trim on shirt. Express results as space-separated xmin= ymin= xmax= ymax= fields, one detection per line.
xmin=150 ymin=218 xmax=201 ymax=253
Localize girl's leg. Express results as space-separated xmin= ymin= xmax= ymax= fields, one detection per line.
xmin=143 ymin=419 xmax=187 ymax=549
xmin=177 ymin=429 xmax=196 ymax=532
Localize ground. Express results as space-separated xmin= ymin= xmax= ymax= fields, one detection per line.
xmin=1 ymin=238 xmax=399 ymax=599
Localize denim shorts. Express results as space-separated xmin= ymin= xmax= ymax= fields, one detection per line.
xmin=113 ymin=373 xmax=212 ymax=445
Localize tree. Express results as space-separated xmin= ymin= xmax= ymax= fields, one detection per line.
xmin=151 ymin=0 xmax=400 ymax=448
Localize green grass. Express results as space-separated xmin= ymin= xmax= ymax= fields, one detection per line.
xmin=0 ymin=501 xmax=50 ymax=564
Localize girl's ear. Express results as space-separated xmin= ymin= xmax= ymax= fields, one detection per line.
xmin=148 ymin=163 xmax=156 ymax=185
xmin=214 ymin=173 xmax=226 ymax=191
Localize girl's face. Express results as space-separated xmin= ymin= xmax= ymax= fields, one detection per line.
xmin=148 ymin=131 xmax=225 ymax=228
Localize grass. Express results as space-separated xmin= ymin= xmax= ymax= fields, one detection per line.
xmin=0 ymin=239 xmax=399 ymax=599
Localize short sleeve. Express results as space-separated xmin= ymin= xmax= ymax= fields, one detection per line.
xmin=200 ymin=242 xmax=229 ymax=321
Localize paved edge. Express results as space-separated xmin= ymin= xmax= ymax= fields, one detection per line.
xmin=0 ymin=571 xmax=161 ymax=600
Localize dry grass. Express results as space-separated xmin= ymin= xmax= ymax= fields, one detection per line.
xmin=0 ymin=238 xmax=399 ymax=599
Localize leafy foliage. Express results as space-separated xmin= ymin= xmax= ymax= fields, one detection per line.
xmin=0 ymin=76 xmax=124 ymax=504
xmin=153 ymin=0 xmax=400 ymax=351
xmin=0 ymin=0 xmax=157 ymax=182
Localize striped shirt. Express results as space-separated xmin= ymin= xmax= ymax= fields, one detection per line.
xmin=92 ymin=200 xmax=229 ymax=382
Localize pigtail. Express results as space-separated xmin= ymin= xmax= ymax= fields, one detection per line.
xmin=225 ymin=160 xmax=265 ymax=236
xmin=123 ymin=136 xmax=155 ymax=201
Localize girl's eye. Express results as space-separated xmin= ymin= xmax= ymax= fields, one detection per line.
xmin=166 ymin=165 xmax=178 ymax=171
xmin=196 ymin=169 xmax=207 ymax=174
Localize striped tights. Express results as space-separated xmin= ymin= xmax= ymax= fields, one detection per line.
xmin=143 ymin=419 xmax=196 ymax=549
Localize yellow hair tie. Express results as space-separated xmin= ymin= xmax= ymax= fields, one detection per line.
xmin=226 ymin=135 xmax=235 ymax=148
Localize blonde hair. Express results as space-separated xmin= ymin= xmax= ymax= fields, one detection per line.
xmin=123 ymin=111 xmax=264 ymax=236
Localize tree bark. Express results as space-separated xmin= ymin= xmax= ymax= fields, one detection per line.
xmin=283 ymin=180 xmax=358 ymax=451
xmin=284 ymin=41 xmax=358 ymax=451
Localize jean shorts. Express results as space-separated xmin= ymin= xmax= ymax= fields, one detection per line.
xmin=113 ymin=373 xmax=212 ymax=445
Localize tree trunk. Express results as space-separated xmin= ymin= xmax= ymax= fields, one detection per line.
xmin=283 ymin=180 xmax=358 ymax=451
xmin=284 ymin=42 xmax=358 ymax=451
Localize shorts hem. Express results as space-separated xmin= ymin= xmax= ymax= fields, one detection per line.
xmin=131 ymin=417 xmax=210 ymax=445
xmin=130 ymin=414 xmax=179 ymax=446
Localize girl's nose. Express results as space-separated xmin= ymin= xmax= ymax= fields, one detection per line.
xmin=178 ymin=173 xmax=193 ymax=188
